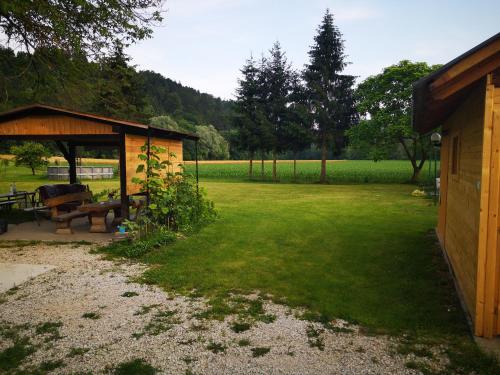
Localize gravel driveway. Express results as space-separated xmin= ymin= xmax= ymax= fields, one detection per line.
xmin=0 ymin=243 xmax=434 ymax=374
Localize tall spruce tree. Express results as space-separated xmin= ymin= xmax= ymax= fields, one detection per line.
xmin=234 ymin=55 xmax=262 ymax=177
xmin=304 ymin=9 xmax=357 ymax=183
xmin=256 ymin=55 xmax=272 ymax=178
xmin=262 ymin=42 xmax=295 ymax=181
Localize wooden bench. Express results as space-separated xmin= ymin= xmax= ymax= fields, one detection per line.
xmin=45 ymin=192 xmax=93 ymax=234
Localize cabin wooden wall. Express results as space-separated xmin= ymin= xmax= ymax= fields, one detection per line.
xmin=124 ymin=134 xmax=183 ymax=196
xmin=440 ymin=82 xmax=486 ymax=323
xmin=0 ymin=114 xmax=114 ymax=135
xmin=474 ymin=72 xmax=500 ymax=337
xmin=493 ymin=73 xmax=500 ymax=335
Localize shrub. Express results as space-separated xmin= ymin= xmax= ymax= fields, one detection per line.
xmin=104 ymin=229 xmax=176 ymax=258
xmin=129 ymin=143 xmax=216 ymax=235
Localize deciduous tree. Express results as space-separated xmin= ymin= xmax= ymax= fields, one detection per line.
xmin=0 ymin=0 xmax=165 ymax=59
xmin=348 ymin=60 xmax=440 ymax=182
xmin=10 ymin=142 xmax=50 ymax=175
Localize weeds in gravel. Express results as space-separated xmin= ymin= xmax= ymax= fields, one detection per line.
xmin=299 ymin=311 xmax=354 ymax=333
xmin=0 ymin=240 xmax=91 ymax=248
xmin=181 ymin=356 xmax=196 ymax=365
xmin=251 ymin=347 xmax=270 ymax=357
xmin=113 ymin=358 xmax=157 ymax=374
xmin=306 ymin=325 xmax=325 ymax=351
xmin=189 ymin=322 xmax=208 ymax=331
xmin=37 ymin=359 xmax=65 ymax=371
xmin=238 ymin=339 xmax=250 ymax=347
xmin=196 ymin=295 xmax=275 ymax=327
xmin=6 ymin=285 xmax=19 ymax=295
xmin=0 ymin=337 xmax=36 ymax=371
xmin=230 ymin=321 xmax=251 ymax=333
xmin=121 ymin=291 xmax=139 ymax=297
xmin=67 ymin=347 xmax=90 ymax=357
xmin=178 ymin=338 xmax=197 ymax=345
xmin=206 ymin=341 xmax=226 ymax=354
xmin=395 ymin=333 xmax=500 ymax=374
xmin=82 ymin=312 xmax=101 ymax=320
xmin=35 ymin=321 xmax=63 ymax=342
xmin=136 ymin=310 xmax=180 ymax=336
xmin=134 ymin=304 xmax=161 ymax=316
xmin=0 ymin=321 xmax=36 ymax=370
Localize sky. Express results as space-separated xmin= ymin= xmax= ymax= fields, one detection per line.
xmin=127 ymin=0 xmax=500 ymax=100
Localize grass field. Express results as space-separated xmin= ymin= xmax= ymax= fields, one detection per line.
xmin=0 ymin=159 xmax=438 ymax=194
xmin=185 ymin=160 xmax=437 ymax=184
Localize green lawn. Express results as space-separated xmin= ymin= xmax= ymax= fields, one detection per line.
xmin=140 ymin=182 xmax=459 ymax=335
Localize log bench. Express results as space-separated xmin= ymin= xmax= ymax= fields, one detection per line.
xmin=45 ymin=191 xmax=93 ymax=234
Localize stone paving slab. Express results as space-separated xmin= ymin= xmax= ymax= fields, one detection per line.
xmin=0 ymin=263 xmax=55 ymax=292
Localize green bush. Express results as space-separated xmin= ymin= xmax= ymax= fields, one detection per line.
xmin=129 ymin=143 xmax=216 ymax=234
xmin=103 ymin=229 xmax=176 ymax=258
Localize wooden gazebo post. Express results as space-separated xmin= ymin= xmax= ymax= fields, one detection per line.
xmin=68 ymin=143 xmax=77 ymax=184
xmin=119 ymin=130 xmax=129 ymax=220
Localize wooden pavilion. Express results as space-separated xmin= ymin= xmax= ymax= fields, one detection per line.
xmin=0 ymin=104 xmax=199 ymax=219
xmin=413 ymin=33 xmax=500 ymax=337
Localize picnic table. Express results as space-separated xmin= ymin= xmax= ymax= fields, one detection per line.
xmin=78 ymin=200 xmax=122 ymax=233
xmin=0 ymin=191 xmax=35 ymax=210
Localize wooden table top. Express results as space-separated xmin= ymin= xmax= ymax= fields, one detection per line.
xmin=78 ymin=200 xmax=121 ymax=213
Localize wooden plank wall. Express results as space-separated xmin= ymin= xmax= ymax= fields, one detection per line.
xmin=124 ymin=134 xmax=183 ymax=196
xmin=441 ymin=82 xmax=486 ymax=324
xmin=494 ymin=79 xmax=500 ymax=334
xmin=475 ymin=73 xmax=500 ymax=337
xmin=0 ymin=115 xmax=114 ymax=135
xmin=437 ymin=134 xmax=449 ymax=245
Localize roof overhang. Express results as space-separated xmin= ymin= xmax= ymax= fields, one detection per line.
xmin=412 ymin=33 xmax=500 ymax=134
xmin=0 ymin=104 xmax=199 ymax=142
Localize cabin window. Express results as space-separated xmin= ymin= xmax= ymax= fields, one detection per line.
xmin=451 ymin=136 xmax=459 ymax=175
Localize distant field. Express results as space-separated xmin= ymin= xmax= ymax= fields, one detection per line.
xmin=184 ymin=160 xmax=437 ymax=184
xmin=0 ymin=159 xmax=437 ymax=192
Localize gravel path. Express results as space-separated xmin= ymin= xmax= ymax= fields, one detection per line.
xmin=0 ymin=243 xmax=433 ymax=374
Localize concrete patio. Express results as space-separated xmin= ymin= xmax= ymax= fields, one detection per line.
xmin=0 ymin=216 xmax=116 ymax=243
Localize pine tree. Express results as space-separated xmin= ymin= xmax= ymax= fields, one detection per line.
xmin=304 ymin=9 xmax=357 ymax=183
xmin=261 ymin=42 xmax=295 ymax=181
xmin=234 ymin=55 xmax=263 ymax=177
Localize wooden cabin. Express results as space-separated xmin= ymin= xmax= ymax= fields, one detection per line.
xmin=0 ymin=104 xmax=198 ymax=218
xmin=413 ymin=33 xmax=500 ymax=337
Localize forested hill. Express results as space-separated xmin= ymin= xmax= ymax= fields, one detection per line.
xmin=0 ymin=47 xmax=234 ymax=131
xmin=140 ymin=71 xmax=233 ymax=131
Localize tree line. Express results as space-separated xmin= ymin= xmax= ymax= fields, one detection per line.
xmin=233 ymin=9 xmax=440 ymax=183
